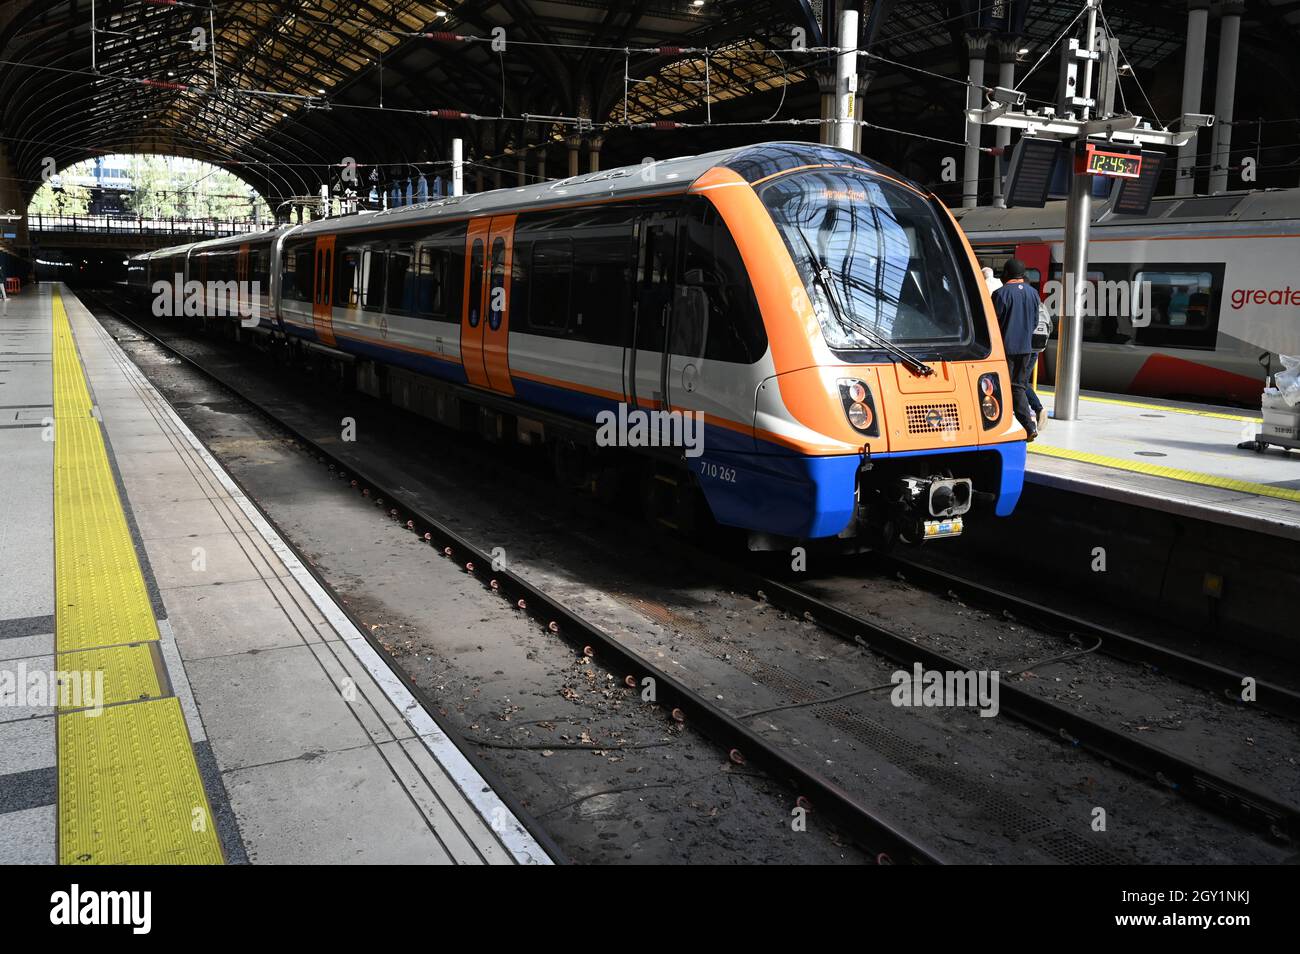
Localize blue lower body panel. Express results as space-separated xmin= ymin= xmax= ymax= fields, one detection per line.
xmin=306 ymin=332 xmax=1027 ymax=538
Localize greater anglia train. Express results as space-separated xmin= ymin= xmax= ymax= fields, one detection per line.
xmin=129 ymin=142 xmax=1028 ymax=548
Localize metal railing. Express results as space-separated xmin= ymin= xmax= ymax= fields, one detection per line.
xmin=29 ymin=213 xmax=262 ymax=237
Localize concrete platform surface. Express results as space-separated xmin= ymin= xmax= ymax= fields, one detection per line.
xmin=0 ymin=283 xmax=550 ymax=865
xmin=1030 ymin=388 xmax=1299 ymax=540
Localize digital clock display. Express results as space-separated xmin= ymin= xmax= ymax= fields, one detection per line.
xmin=1084 ymin=147 xmax=1143 ymax=179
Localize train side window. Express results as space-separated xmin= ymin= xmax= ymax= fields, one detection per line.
xmin=489 ymin=237 xmax=507 ymax=330
xmin=571 ymin=237 xmax=631 ymax=346
xmin=412 ymin=244 xmax=447 ymax=318
xmin=285 ymin=244 xmax=311 ymax=302
xmin=336 ymin=249 xmax=360 ymax=306
xmin=529 ymin=239 xmax=572 ymax=334
xmin=510 ymin=239 xmax=531 ymax=329
xmin=386 ymin=244 xmax=412 ymax=314
xmin=1132 ymin=268 xmax=1220 ymax=350
xmin=362 ymin=249 xmax=387 ymax=311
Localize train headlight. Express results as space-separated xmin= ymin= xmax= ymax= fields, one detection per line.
xmin=978 ymin=372 xmax=1003 ymax=429
xmin=837 ymin=378 xmax=879 ymax=437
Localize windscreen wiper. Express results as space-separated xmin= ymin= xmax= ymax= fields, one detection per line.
xmin=790 ymin=225 xmax=934 ymax=376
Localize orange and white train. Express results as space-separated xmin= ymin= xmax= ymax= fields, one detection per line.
xmin=956 ymin=187 xmax=1300 ymax=406
xmin=129 ymin=142 xmax=1027 ymax=547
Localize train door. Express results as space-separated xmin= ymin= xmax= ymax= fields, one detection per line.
xmin=483 ymin=216 xmax=517 ymax=395
xmin=1015 ymin=242 xmax=1052 ymax=300
xmin=460 ymin=218 xmax=491 ymax=389
xmin=312 ymin=235 xmax=336 ymax=346
xmin=629 ymin=214 xmax=677 ymax=410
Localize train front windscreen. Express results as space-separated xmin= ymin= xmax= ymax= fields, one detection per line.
xmin=760 ymin=169 xmax=980 ymax=360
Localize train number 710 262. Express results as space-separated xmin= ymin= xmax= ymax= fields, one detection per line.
xmin=698 ymin=460 xmax=737 ymax=483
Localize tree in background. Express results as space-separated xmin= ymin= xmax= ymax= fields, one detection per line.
xmin=28 ymin=154 xmax=271 ymax=221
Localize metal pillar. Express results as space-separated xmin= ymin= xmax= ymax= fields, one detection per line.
xmin=1175 ymin=0 xmax=1211 ymax=195
xmin=451 ymin=139 xmax=463 ymax=196
xmin=962 ymin=32 xmax=991 ymax=208
xmin=1207 ymin=0 xmax=1244 ymax=194
xmin=1053 ymin=0 xmax=1100 ymax=423
xmin=516 ymin=154 xmax=527 ymax=186
xmin=834 ymin=9 xmax=859 ymax=150
xmin=817 ymin=70 xmax=836 ymax=145
xmin=588 ymin=135 xmax=603 ymax=173
xmin=536 ymin=151 xmax=547 ymax=182
xmin=992 ymin=37 xmax=1018 ymax=207
xmin=567 ymin=136 xmax=581 ymax=178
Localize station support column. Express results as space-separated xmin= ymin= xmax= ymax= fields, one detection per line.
xmin=834 ymin=8 xmax=859 ymax=150
xmin=962 ymin=31 xmax=990 ymax=208
xmin=1207 ymin=0 xmax=1244 ymax=194
xmin=1175 ymin=0 xmax=1211 ymax=195
xmin=992 ymin=36 xmax=1019 ymax=208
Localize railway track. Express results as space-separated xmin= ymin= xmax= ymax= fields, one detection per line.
xmin=89 ymin=288 xmax=1299 ymax=853
xmin=86 ymin=289 xmax=945 ymax=866
xmin=871 ymin=553 xmax=1300 ymax=723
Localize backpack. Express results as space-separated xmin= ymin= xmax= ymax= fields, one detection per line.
xmin=1032 ymin=299 xmax=1054 ymax=352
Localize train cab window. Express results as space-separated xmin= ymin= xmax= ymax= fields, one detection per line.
xmin=362 ymin=250 xmax=387 ymax=310
xmin=1133 ymin=268 xmax=1220 ymax=350
xmin=760 ymin=169 xmax=974 ymax=358
xmin=336 ymin=249 xmax=360 ymax=306
xmin=677 ymin=200 xmax=766 ymax=363
xmin=529 ymin=239 xmax=572 ymax=333
xmin=386 ymin=245 xmax=412 ymax=314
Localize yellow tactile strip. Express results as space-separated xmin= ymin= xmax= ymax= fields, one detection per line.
xmin=1036 ymin=387 xmax=1259 ymax=422
xmin=59 ymin=699 xmax=220 ymax=864
xmin=1028 ymin=442 xmax=1300 ymax=503
xmin=52 ymin=288 xmax=223 ymax=864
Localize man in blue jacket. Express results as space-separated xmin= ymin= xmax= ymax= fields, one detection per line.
xmin=991 ymin=258 xmax=1040 ymax=440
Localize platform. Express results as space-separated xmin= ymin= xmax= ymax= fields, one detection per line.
xmin=1027 ymin=388 xmax=1300 ymax=541
xmin=0 ymin=283 xmax=550 ymax=865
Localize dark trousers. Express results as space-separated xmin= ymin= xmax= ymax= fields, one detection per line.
xmin=1007 ymin=353 xmax=1038 ymax=433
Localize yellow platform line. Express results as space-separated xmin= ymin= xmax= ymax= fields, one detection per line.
xmin=1028 ymin=441 xmax=1300 ymax=503
xmin=1037 ymin=387 xmax=1259 ymax=422
xmin=52 ymin=287 xmax=223 ymax=864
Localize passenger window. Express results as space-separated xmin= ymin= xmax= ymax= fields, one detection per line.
xmin=387 ymin=245 xmax=412 ymax=314
xmin=362 ymin=250 xmax=386 ymax=310
xmin=1133 ymin=268 xmax=1220 ymax=350
xmin=413 ymin=245 xmax=445 ymax=317
xmin=572 ymin=238 xmax=630 ymax=345
xmin=336 ymin=250 xmax=360 ymax=306
xmin=510 ymin=240 xmax=531 ymax=329
xmin=529 ymin=239 xmax=572 ymax=333
xmin=489 ymin=237 xmax=507 ymax=330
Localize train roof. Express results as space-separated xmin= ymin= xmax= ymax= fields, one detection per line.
xmin=135 ymin=141 xmax=921 ymax=260
xmin=953 ymin=186 xmax=1300 ymax=235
